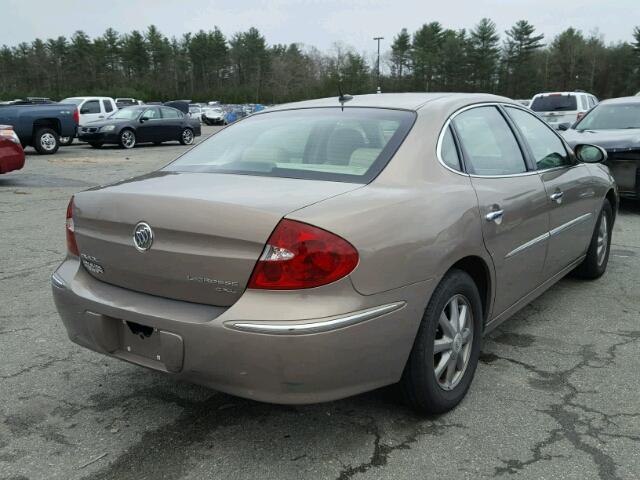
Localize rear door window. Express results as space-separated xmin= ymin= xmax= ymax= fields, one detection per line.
xmin=102 ymin=100 xmax=113 ymax=113
xmin=165 ymin=108 xmax=415 ymax=184
xmin=530 ymin=95 xmax=578 ymax=112
xmin=161 ymin=107 xmax=181 ymax=119
xmin=452 ymin=106 xmax=527 ymax=176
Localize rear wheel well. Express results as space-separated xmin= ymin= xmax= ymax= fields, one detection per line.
xmin=448 ymin=256 xmax=491 ymax=325
xmin=33 ymin=118 xmax=61 ymax=136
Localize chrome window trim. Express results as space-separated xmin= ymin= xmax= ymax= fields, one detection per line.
xmin=225 ymin=301 xmax=406 ymax=335
xmin=505 ymin=232 xmax=550 ymax=258
xmin=549 ymin=212 xmax=593 ymax=237
xmin=436 ymin=102 xmax=539 ymax=179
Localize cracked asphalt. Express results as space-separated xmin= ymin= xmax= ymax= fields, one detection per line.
xmin=1 ymin=127 xmax=639 ymax=480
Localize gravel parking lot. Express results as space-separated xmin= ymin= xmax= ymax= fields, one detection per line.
xmin=1 ymin=125 xmax=639 ymax=480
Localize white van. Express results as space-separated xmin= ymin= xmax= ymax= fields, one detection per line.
xmin=529 ymin=91 xmax=598 ymax=130
xmin=60 ymin=96 xmax=117 ymax=126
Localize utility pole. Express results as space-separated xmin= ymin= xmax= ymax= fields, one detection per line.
xmin=373 ymin=36 xmax=384 ymax=93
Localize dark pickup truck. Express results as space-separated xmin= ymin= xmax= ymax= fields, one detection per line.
xmin=0 ymin=103 xmax=78 ymax=154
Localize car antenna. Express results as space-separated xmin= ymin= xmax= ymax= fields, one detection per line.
xmin=338 ymin=81 xmax=353 ymax=111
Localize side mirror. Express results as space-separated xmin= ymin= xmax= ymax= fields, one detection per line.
xmin=139 ymin=116 xmax=149 ymax=123
xmin=575 ymin=144 xmax=607 ymax=163
xmin=557 ymin=123 xmax=569 ymax=131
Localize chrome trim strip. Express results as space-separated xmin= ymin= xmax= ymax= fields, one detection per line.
xmin=226 ymin=302 xmax=406 ymax=335
xmin=505 ymin=232 xmax=549 ymax=258
xmin=51 ymin=273 xmax=67 ymax=289
xmin=549 ymin=213 xmax=593 ymax=237
xmin=505 ymin=212 xmax=594 ymax=259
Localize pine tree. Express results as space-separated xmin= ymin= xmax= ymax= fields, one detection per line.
xmin=501 ymin=20 xmax=544 ymax=97
xmin=469 ymin=18 xmax=500 ymax=92
xmin=412 ymin=22 xmax=444 ymax=91
xmin=390 ymin=28 xmax=411 ymax=80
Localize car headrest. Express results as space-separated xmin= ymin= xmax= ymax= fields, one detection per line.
xmin=326 ymin=128 xmax=366 ymax=165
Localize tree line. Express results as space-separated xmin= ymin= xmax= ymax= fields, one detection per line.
xmin=0 ymin=20 xmax=639 ymax=104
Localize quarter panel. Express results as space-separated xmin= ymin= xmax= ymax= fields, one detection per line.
xmin=288 ymin=176 xmax=488 ymax=297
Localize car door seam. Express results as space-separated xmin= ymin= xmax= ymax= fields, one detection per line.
xmin=504 ymin=212 xmax=593 ymax=259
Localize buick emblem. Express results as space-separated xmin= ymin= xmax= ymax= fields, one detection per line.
xmin=133 ymin=222 xmax=154 ymax=252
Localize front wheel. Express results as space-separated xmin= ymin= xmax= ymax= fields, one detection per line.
xmin=180 ymin=128 xmax=194 ymax=145
xmin=401 ymin=269 xmax=482 ymax=414
xmin=573 ymin=200 xmax=612 ymax=279
xmin=33 ymin=128 xmax=60 ymax=155
xmin=119 ymin=129 xmax=136 ymax=149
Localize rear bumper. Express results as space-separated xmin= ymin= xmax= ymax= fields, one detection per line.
xmin=52 ymin=258 xmax=429 ymax=404
xmin=0 ymin=142 xmax=25 ymax=174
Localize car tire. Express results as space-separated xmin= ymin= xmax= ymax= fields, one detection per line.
xmin=119 ymin=129 xmax=136 ymax=149
xmin=572 ymin=200 xmax=612 ymax=279
xmin=400 ymin=269 xmax=483 ymax=414
xmin=33 ymin=128 xmax=60 ymax=155
xmin=89 ymin=142 xmax=102 ymax=148
xmin=180 ymin=128 xmax=194 ymax=145
xmin=59 ymin=136 xmax=74 ymax=146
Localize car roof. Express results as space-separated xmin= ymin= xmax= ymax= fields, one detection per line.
xmin=599 ymin=96 xmax=640 ymax=105
xmin=532 ymin=91 xmax=593 ymax=97
xmin=265 ymin=93 xmax=511 ymax=113
xmin=66 ymin=96 xmax=113 ymax=100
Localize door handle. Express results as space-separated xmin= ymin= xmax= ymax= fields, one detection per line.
xmin=98 ymin=116 xmax=104 ymax=119
xmin=485 ymin=209 xmax=504 ymax=223
xmin=550 ymin=191 xmax=564 ymax=203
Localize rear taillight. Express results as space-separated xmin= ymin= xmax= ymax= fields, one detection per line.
xmin=247 ymin=219 xmax=358 ymax=290
xmin=576 ymin=112 xmax=585 ymax=121
xmin=73 ymin=108 xmax=79 ymax=125
xmin=0 ymin=127 xmax=20 ymax=144
xmin=66 ymin=196 xmax=79 ymax=256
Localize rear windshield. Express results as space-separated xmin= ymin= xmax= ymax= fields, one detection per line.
xmin=531 ymin=95 xmax=577 ymax=112
xmin=165 ymin=108 xmax=415 ymax=183
xmin=575 ymin=104 xmax=640 ymax=130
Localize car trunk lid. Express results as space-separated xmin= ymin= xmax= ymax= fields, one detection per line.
xmin=73 ymin=171 xmax=361 ymax=306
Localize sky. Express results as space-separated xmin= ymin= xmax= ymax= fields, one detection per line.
xmin=1 ymin=0 xmax=638 ymax=57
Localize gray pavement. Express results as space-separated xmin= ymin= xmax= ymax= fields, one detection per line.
xmin=1 ymin=127 xmax=638 ymax=480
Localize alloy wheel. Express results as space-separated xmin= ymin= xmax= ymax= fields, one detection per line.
xmin=597 ymin=214 xmax=608 ymax=266
xmin=182 ymin=129 xmax=194 ymax=144
xmin=40 ymin=133 xmax=57 ymax=151
xmin=121 ymin=131 xmax=135 ymax=149
xmin=433 ymin=294 xmax=474 ymax=391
